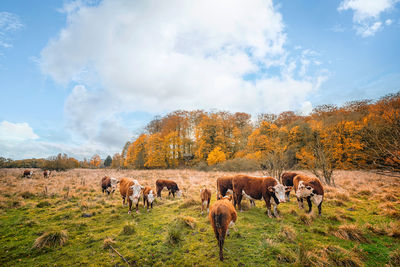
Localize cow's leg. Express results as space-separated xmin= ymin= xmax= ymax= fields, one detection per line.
xmin=250 ymin=200 xmax=255 ymax=206
xmin=136 ymin=202 xmax=139 ymax=213
xmin=306 ymin=196 xmax=312 ymax=213
xmin=157 ymin=188 xmax=162 ymax=198
xmin=318 ymin=202 xmax=322 ymax=215
xmin=265 ymin=197 xmax=273 ymax=218
xmin=151 ymin=202 xmax=153 ymax=209
xmin=297 ymin=197 xmax=304 ymax=209
xmin=286 ymin=191 xmax=290 ymax=202
xmin=236 ymin=194 xmax=243 ymax=211
xmin=143 ymin=197 xmax=146 ymax=207
xmin=122 ymin=196 xmax=126 ymax=206
xmin=128 ymin=199 xmax=132 ymax=214
xmin=207 ymin=198 xmax=210 ymax=213
xmin=271 ymin=197 xmax=279 ymax=217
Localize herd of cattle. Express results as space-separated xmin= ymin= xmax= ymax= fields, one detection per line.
xmin=21 ymin=169 xmax=324 ymax=261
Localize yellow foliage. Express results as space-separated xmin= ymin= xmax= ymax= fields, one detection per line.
xmin=207 ymin=146 xmax=226 ymax=165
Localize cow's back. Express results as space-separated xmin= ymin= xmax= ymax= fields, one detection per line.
xmin=282 ymin=172 xmax=297 ymax=186
xmin=119 ymin=178 xmax=133 ymax=197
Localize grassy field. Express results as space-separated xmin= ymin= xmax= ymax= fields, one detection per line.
xmin=0 ymin=168 xmax=399 ymax=266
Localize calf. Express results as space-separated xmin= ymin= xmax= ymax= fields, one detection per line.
xmin=217 ymin=176 xmax=254 ymax=206
xmin=281 ymin=172 xmax=298 ymax=201
xmin=101 ymin=176 xmax=119 ymax=195
xmin=293 ymin=175 xmax=324 ymax=215
xmin=209 ymin=196 xmax=237 ymax=261
xmin=119 ymin=178 xmax=144 ymax=213
xmin=156 ymin=179 xmax=182 ymax=198
xmin=23 ymin=170 xmax=33 ymax=178
xmin=232 ymin=175 xmax=291 ymax=218
xmin=43 ymin=170 xmax=51 ymax=178
xmin=200 ymin=188 xmax=211 ymax=214
xmin=142 ymin=186 xmax=155 ymax=211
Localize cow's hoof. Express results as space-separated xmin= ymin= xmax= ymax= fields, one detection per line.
xmin=128 ymin=211 xmax=131 ymax=214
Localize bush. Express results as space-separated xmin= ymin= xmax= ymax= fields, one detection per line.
xmin=32 ymin=230 xmax=68 ymax=250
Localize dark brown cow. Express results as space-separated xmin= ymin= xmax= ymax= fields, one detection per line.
xmin=217 ymin=176 xmax=254 ymax=206
xmin=142 ymin=186 xmax=155 ymax=211
xmin=43 ymin=170 xmax=51 ymax=178
xmin=200 ymin=188 xmax=211 ymax=214
xmin=281 ymin=172 xmax=298 ymax=201
xmin=209 ymin=196 xmax=237 ymax=261
xmin=293 ymin=175 xmax=324 ymax=215
xmin=119 ymin=178 xmax=143 ymax=214
xmin=232 ymin=175 xmax=290 ymax=217
xmin=23 ymin=170 xmax=33 ymax=178
xmin=101 ymin=176 xmax=119 ymax=195
xmin=156 ymin=179 xmax=182 ymax=198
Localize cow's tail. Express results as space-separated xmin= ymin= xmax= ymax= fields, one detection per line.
xmin=214 ymin=213 xmax=225 ymax=261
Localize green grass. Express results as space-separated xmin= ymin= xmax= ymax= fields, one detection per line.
xmin=0 ymin=187 xmax=399 ymax=266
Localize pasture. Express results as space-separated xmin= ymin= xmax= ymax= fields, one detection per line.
xmin=0 ymin=168 xmax=399 ymax=266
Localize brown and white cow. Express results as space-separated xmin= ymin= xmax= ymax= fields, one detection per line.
xmin=293 ymin=175 xmax=324 ymax=215
xmin=156 ymin=179 xmax=182 ymax=198
xmin=209 ymin=196 xmax=237 ymax=261
xmin=142 ymin=186 xmax=155 ymax=211
xmin=217 ymin=176 xmax=254 ymax=206
xmin=43 ymin=170 xmax=51 ymax=178
xmin=281 ymin=172 xmax=298 ymax=202
xmin=23 ymin=170 xmax=33 ymax=178
xmin=200 ymin=188 xmax=211 ymax=214
xmin=232 ymin=175 xmax=291 ymax=217
xmin=101 ymin=176 xmax=119 ymax=195
xmin=119 ymin=178 xmax=144 ymax=214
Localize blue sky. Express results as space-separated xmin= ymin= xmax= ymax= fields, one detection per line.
xmin=0 ymin=0 xmax=399 ymax=160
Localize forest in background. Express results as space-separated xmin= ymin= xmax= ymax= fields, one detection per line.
xmin=1 ymin=92 xmax=399 ymax=185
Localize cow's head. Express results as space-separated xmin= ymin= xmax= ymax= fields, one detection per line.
xmin=222 ymin=195 xmax=233 ymax=201
xmin=109 ymin=178 xmax=119 ymax=193
xmin=296 ymin=181 xmax=313 ymax=198
xmin=129 ymin=180 xmax=143 ymax=204
xmin=176 ymin=190 xmax=182 ymax=198
xmin=268 ymin=183 xmax=287 ymax=203
xmin=147 ymin=190 xmax=155 ymax=204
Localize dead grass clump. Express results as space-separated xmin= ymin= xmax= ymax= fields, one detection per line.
xmin=80 ymin=201 xmax=89 ymax=210
xmin=357 ymin=190 xmax=372 ymax=197
xmin=332 ymin=224 xmax=370 ymax=243
xmin=289 ymin=209 xmax=298 ymax=216
xmin=121 ymin=222 xmax=136 ymax=235
xmin=240 ymin=201 xmax=251 ymax=211
xmin=382 ymin=209 xmax=400 ymax=219
xmin=382 ymin=194 xmax=398 ymax=202
xmin=299 ymin=213 xmax=314 ymax=226
xmin=278 ymin=225 xmax=297 ymax=242
xmin=37 ymin=201 xmax=51 ymax=208
xmin=330 ymin=199 xmax=345 ymax=207
xmin=378 ymin=202 xmax=396 ymax=210
xmin=389 ymin=249 xmax=400 ymax=267
xmin=333 ymin=192 xmax=350 ymax=201
xmin=178 ymin=198 xmax=199 ymax=209
xmin=166 ymin=224 xmax=184 ymax=245
xmin=20 ymin=191 xmax=36 ymax=199
xmin=103 ymin=238 xmax=116 ymax=249
xmin=32 ymin=230 xmax=68 ymax=250
xmin=177 ymin=216 xmax=197 ymax=229
xmin=387 ymin=222 xmax=400 ymax=238
xmin=318 ymin=245 xmax=363 ymax=267
xmin=295 ymin=243 xmax=314 ymax=266
xmin=365 ymin=223 xmax=387 ymax=235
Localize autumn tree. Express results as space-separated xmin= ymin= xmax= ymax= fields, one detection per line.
xmin=104 ymin=155 xmax=112 ymax=167
xmin=207 ymin=146 xmax=226 ymax=165
xmin=90 ymin=154 xmax=101 ymax=168
xmin=124 ymin=134 xmax=147 ymax=169
xmin=111 ymin=153 xmax=122 ymax=168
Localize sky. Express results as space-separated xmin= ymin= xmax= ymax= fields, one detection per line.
xmin=0 ymin=0 xmax=399 ymax=160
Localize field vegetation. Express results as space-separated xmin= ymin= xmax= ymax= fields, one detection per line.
xmin=0 ymin=168 xmax=399 ymax=266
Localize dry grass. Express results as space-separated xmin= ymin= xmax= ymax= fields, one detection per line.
xmin=32 ymin=230 xmax=68 ymax=250
xmin=389 ymin=249 xmax=400 ymax=267
xmin=278 ymin=225 xmax=297 ymax=242
xmin=317 ymin=245 xmax=364 ymax=267
xmin=177 ymin=215 xmax=197 ymax=229
xmin=299 ymin=213 xmax=315 ymax=225
xmin=332 ymin=224 xmax=370 ymax=243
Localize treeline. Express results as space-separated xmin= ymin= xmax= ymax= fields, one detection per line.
xmin=0 ymin=153 xmax=114 ymax=171
xmin=109 ymin=92 xmax=400 ymax=184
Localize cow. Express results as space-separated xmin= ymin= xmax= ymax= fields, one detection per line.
xmin=232 ymin=175 xmax=291 ymax=218
xmin=156 ymin=179 xmax=182 ymax=198
xmin=43 ymin=170 xmax=51 ymax=178
xmin=209 ymin=195 xmax=237 ymax=261
xmin=23 ymin=170 xmax=33 ymax=178
xmin=281 ymin=172 xmax=298 ymax=202
xmin=293 ymin=175 xmax=324 ymax=215
xmin=101 ymin=176 xmax=119 ymax=195
xmin=142 ymin=186 xmax=155 ymax=212
xmin=217 ymin=176 xmax=255 ymax=206
xmin=200 ymin=188 xmax=211 ymax=214
xmin=119 ymin=178 xmax=144 ymax=214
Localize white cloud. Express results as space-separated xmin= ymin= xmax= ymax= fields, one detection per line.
xmin=385 ymin=19 xmax=393 ymax=25
xmin=300 ymin=101 xmax=313 ymax=115
xmin=338 ymin=0 xmax=399 ymax=37
xmin=0 ymin=12 xmax=23 ymax=49
xmin=37 ymin=0 xmax=327 ymax=158
xmin=0 ymin=121 xmax=39 ymax=142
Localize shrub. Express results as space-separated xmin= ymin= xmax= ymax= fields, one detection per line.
xmin=32 ymin=230 xmax=68 ymax=250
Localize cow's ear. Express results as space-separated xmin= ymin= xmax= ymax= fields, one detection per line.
xmin=306 ymin=186 xmax=312 ymax=190
xmin=268 ymin=186 xmax=274 ymax=192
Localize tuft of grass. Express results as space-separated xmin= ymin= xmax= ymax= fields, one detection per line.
xmin=387 ymin=222 xmax=400 ymax=238
xmin=299 ymin=213 xmax=314 ymax=225
xmin=332 ymin=224 xmax=370 ymax=243
xmin=295 ymin=243 xmax=314 ymax=266
xmin=179 ymin=198 xmax=199 ymax=209
xmin=121 ymin=222 xmax=136 ymax=235
xmin=330 ymin=199 xmax=345 ymax=207
xmin=20 ymin=191 xmax=36 ymax=199
xmin=319 ymin=245 xmax=363 ymax=267
xmin=278 ymin=225 xmax=297 ymax=243
xmin=36 ymin=201 xmax=51 ymax=208
xmin=177 ymin=216 xmax=197 ymax=229
xmin=32 ymin=230 xmax=68 ymax=250
xmin=382 ymin=194 xmax=398 ymax=202
xmin=357 ymin=190 xmax=372 ymax=197
xmin=103 ymin=238 xmax=116 ymax=249
xmin=389 ymin=249 xmax=400 ymax=267
xmin=333 ymin=192 xmax=350 ymax=201
xmin=166 ymin=223 xmax=184 ymax=245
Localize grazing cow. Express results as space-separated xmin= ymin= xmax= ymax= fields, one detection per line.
xmin=43 ymin=170 xmax=51 ymax=178
xmin=217 ymin=176 xmax=254 ymax=206
xmin=232 ymin=175 xmax=291 ymax=218
xmin=23 ymin=170 xmax=33 ymax=178
xmin=293 ymin=175 xmax=324 ymax=215
xmin=281 ymin=172 xmax=298 ymax=202
xmin=209 ymin=196 xmax=237 ymax=261
xmin=200 ymin=188 xmax=211 ymax=214
xmin=156 ymin=179 xmax=182 ymax=198
xmin=119 ymin=178 xmax=144 ymax=213
xmin=142 ymin=186 xmax=155 ymax=211
xmin=101 ymin=176 xmax=119 ymax=195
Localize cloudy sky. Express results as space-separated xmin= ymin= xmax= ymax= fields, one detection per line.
xmin=1 ymin=0 xmax=399 ymax=160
